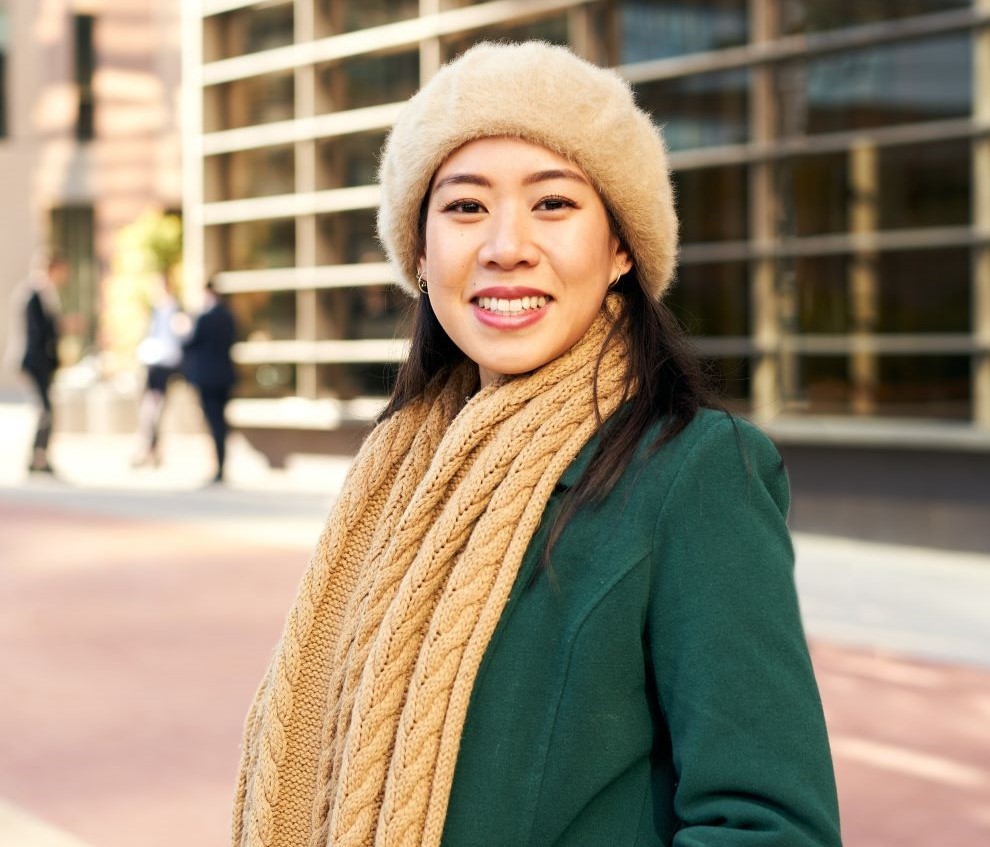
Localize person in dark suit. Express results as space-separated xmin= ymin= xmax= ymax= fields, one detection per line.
xmin=17 ymin=252 xmax=69 ymax=474
xmin=182 ymin=277 xmax=237 ymax=483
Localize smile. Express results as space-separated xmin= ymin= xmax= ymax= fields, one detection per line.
xmin=473 ymin=295 xmax=551 ymax=316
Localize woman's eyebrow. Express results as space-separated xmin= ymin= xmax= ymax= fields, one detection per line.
xmin=523 ymin=168 xmax=588 ymax=186
xmin=433 ymin=173 xmax=492 ymax=191
xmin=432 ymin=168 xmax=589 ymax=192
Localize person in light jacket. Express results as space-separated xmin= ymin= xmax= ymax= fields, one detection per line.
xmin=232 ymin=42 xmax=842 ymax=847
xmin=132 ymin=274 xmax=187 ymax=467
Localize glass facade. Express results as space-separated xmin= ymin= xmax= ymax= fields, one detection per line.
xmin=189 ymin=0 xmax=989 ymax=434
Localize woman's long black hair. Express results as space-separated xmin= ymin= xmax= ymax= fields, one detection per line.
xmin=379 ymin=261 xmax=721 ymax=570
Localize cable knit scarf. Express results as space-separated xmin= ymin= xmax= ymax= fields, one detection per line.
xmin=233 ymin=302 xmax=628 ymax=847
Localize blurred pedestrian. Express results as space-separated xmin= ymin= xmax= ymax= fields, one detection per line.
xmin=132 ymin=274 xmax=187 ymax=467
xmin=182 ymin=277 xmax=236 ymax=483
xmin=232 ymin=42 xmax=840 ymax=847
xmin=5 ymin=250 xmax=69 ymax=474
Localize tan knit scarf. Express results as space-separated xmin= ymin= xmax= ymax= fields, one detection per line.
xmin=233 ymin=302 xmax=628 ymax=847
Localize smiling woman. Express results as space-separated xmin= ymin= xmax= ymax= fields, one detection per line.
xmin=232 ymin=42 xmax=842 ymax=847
xmin=421 ymin=137 xmax=630 ymax=385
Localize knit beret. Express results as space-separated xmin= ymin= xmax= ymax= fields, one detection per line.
xmin=376 ymin=40 xmax=678 ymax=300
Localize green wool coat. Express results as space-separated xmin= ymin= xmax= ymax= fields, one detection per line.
xmin=440 ymin=409 xmax=842 ymax=847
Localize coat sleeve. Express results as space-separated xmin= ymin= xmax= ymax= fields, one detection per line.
xmin=24 ymin=293 xmax=56 ymax=374
xmin=648 ymin=414 xmax=842 ymax=846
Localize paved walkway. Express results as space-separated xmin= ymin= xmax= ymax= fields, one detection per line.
xmin=2 ymin=401 xmax=989 ymax=846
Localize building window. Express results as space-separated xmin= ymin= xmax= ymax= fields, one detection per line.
xmin=635 ymin=68 xmax=750 ymax=150
xmin=668 ymin=261 xmax=750 ymax=337
xmin=316 ymin=129 xmax=389 ymax=191
xmin=441 ymin=14 xmax=570 ymax=63
xmin=315 ymin=49 xmax=419 ymax=115
xmin=204 ymin=1 xmax=294 ymax=63
xmin=205 ymin=71 xmax=294 ymax=133
xmin=316 ymin=0 xmax=419 ymax=37
xmin=206 ymin=144 xmax=295 ymax=203
xmin=776 ymin=32 xmax=972 ymax=137
xmin=780 ymin=0 xmax=971 ymax=35
xmin=50 ymin=205 xmax=96 ymax=360
xmin=74 ymin=14 xmax=95 ymax=141
xmin=616 ymin=0 xmax=749 ymax=63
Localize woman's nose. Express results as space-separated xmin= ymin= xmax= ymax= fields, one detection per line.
xmin=477 ymin=207 xmax=539 ymax=270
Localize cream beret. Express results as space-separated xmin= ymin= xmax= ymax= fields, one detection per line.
xmin=376 ymin=40 xmax=678 ymax=300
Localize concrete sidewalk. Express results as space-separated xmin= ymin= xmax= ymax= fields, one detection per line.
xmin=4 ymin=397 xmax=988 ymax=669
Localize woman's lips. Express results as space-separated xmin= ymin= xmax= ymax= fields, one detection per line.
xmin=471 ymin=294 xmax=552 ymax=329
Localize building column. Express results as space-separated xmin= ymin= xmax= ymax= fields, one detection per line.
xmin=749 ymin=0 xmax=781 ymax=422
xmin=420 ymin=0 xmax=441 ymax=82
xmin=295 ymin=0 xmax=318 ymax=399
xmin=974 ymin=0 xmax=990 ymax=428
xmin=848 ymin=141 xmax=879 ymax=416
xmin=181 ymin=1 xmax=206 ymax=295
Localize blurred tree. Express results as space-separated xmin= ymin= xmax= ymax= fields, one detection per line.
xmin=101 ymin=210 xmax=184 ymax=372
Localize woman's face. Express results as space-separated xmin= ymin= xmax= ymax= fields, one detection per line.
xmin=419 ymin=137 xmax=631 ymax=388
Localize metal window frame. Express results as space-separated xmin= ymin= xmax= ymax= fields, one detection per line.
xmin=182 ymin=0 xmax=990 ymax=434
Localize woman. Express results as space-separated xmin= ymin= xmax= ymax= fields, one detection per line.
xmin=133 ymin=274 xmax=185 ymax=468
xmin=233 ymin=42 xmax=842 ymax=847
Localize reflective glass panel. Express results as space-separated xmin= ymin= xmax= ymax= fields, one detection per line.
xmin=219 ymin=219 xmax=296 ymax=271
xmin=635 ymin=69 xmax=749 ymax=150
xmin=776 ymin=34 xmax=971 ymax=136
xmin=790 ymin=355 xmax=850 ymax=415
xmin=674 ymin=165 xmax=748 ymax=242
xmin=316 ymin=209 xmax=383 ymax=265
xmin=790 ymin=255 xmax=848 ymax=333
xmin=317 ymin=0 xmax=418 ymax=36
xmin=616 ymin=0 xmax=748 ymax=63
xmin=668 ymin=262 xmax=750 ymax=336
xmin=777 ymin=153 xmax=849 ymax=237
xmin=235 ymin=363 xmax=297 ymax=399
xmin=790 ymin=353 xmax=973 ymax=419
xmin=441 ymin=15 xmax=569 ymax=62
xmin=227 ymin=291 xmax=296 ymax=343
xmin=317 ymin=49 xmax=419 ymax=114
xmin=317 ymin=130 xmax=389 ymax=190
xmin=792 ymin=248 xmax=970 ymax=334
xmin=204 ymin=1 xmax=294 ymax=62
xmin=877 ymin=139 xmax=971 ymax=229
xmin=207 ymin=145 xmax=294 ymax=203
xmin=874 ymin=249 xmax=970 ymax=333
xmin=316 ymin=286 xmax=410 ymax=341
xmin=206 ymin=72 xmax=294 ymax=133
xmin=318 ymin=362 xmax=400 ymax=399
xmin=873 ymin=355 xmax=970 ymax=419
xmin=781 ymin=1 xmax=971 ymax=35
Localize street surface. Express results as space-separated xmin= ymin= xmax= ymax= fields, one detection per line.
xmin=1 ymin=403 xmax=988 ymax=847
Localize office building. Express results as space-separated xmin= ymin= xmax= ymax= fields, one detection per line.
xmin=184 ymin=0 xmax=990 ymax=549
xmin=0 ymin=0 xmax=182 ymax=377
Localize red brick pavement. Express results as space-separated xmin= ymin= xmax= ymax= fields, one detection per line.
xmin=1 ymin=499 xmax=988 ymax=847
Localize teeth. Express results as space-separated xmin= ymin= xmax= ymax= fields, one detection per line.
xmin=476 ymin=296 xmax=549 ymax=314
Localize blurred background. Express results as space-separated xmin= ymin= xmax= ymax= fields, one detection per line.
xmin=0 ymin=2 xmax=988 ymax=846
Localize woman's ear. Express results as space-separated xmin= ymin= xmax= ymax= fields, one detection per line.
xmin=612 ymin=241 xmax=633 ymax=279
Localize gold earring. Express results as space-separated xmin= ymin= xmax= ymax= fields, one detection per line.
xmin=416 ymin=270 xmax=427 ymax=294
xmin=610 ymin=270 xmax=623 ymax=288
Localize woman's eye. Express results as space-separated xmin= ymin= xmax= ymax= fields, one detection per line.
xmin=536 ymin=195 xmax=575 ymax=212
xmin=444 ymin=200 xmax=484 ymax=214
